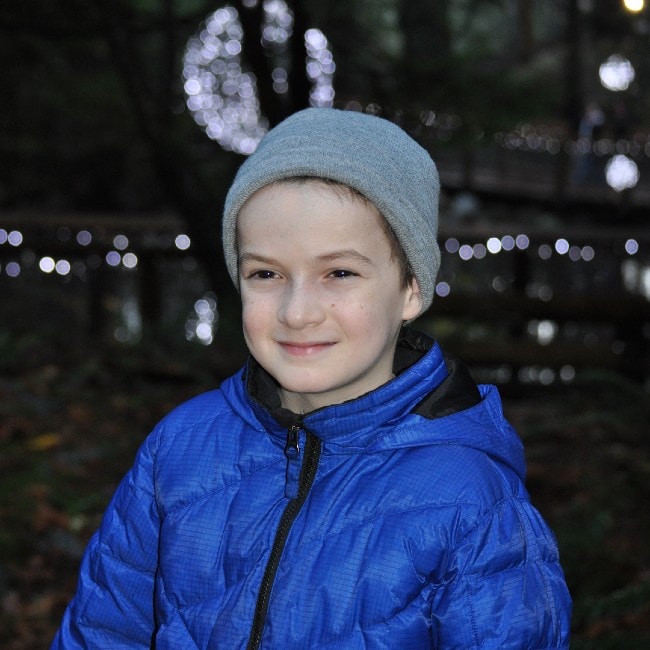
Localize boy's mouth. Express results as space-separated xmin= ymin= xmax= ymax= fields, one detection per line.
xmin=278 ymin=341 xmax=336 ymax=356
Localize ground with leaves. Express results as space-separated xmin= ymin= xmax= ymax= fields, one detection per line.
xmin=1 ymin=336 xmax=649 ymax=649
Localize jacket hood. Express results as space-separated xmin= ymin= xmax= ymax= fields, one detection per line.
xmin=220 ymin=329 xmax=526 ymax=481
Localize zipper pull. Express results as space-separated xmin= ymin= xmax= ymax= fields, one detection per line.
xmin=284 ymin=424 xmax=302 ymax=499
xmin=285 ymin=424 xmax=300 ymax=459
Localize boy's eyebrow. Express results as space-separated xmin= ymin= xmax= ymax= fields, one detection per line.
xmin=238 ymin=250 xmax=374 ymax=266
xmin=316 ymin=250 xmax=373 ymax=265
xmin=238 ymin=252 xmax=278 ymax=267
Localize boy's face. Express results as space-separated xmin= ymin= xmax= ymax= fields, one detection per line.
xmin=237 ymin=180 xmax=423 ymax=413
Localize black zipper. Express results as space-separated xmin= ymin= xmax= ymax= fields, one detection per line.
xmin=246 ymin=425 xmax=322 ymax=650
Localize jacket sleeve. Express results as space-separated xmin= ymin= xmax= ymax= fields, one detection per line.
xmin=431 ymin=497 xmax=572 ymax=649
xmin=50 ymin=431 xmax=161 ymax=649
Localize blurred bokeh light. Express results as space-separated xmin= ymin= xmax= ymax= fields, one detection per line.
xmin=599 ymin=54 xmax=635 ymax=92
xmin=182 ymin=2 xmax=334 ymax=154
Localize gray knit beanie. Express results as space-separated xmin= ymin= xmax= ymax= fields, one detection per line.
xmin=222 ymin=107 xmax=441 ymax=313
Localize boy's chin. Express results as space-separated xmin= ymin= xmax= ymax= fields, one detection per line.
xmin=278 ymin=381 xmax=348 ymax=413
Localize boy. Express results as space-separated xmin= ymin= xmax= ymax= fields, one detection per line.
xmin=52 ymin=108 xmax=571 ymax=648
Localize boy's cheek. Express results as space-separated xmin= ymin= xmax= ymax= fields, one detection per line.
xmin=241 ymin=299 xmax=272 ymax=334
xmin=241 ymin=316 xmax=261 ymax=352
xmin=241 ymin=301 xmax=258 ymax=325
xmin=241 ymin=292 xmax=265 ymax=311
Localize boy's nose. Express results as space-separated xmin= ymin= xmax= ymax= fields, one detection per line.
xmin=278 ymin=281 xmax=326 ymax=329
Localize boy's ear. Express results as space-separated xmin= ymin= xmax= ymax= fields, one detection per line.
xmin=402 ymin=278 xmax=424 ymax=321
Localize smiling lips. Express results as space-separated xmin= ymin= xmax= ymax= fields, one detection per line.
xmin=278 ymin=341 xmax=336 ymax=356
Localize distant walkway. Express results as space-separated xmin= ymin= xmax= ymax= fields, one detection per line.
xmin=432 ymin=138 xmax=650 ymax=218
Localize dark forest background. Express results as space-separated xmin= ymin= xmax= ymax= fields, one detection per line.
xmin=1 ymin=1 xmax=649 ymax=647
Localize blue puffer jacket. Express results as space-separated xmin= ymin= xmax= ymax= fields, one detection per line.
xmin=52 ymin=331 xmax=571 ymax=648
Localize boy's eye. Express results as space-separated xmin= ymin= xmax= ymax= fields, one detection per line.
xmin=329 ymin=269 xmax=357 ymax=279
xmin=247 ymin=269 xmax=277 ymax=280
